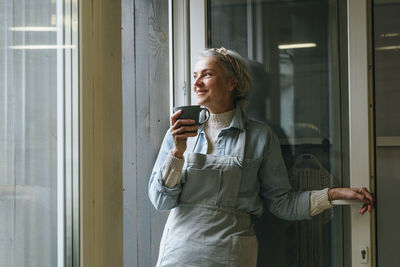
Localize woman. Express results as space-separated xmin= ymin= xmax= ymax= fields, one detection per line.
xmin=148 ymin=47 xmax=373 ymax=267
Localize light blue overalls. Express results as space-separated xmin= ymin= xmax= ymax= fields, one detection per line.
xmin=150 ymin=107 xmax=312 ymax=266
xmin=156 ymin=126 xmax=258 ymax=267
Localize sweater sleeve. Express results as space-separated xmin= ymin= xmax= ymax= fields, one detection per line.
xmin=309 ymin=188 xmax=333 ymax=216
xmin=258 ymin=131 xmax=311 ymax=220
xmin=148 ymin=131 xmax=183 ymax=211
xmin=162 ymin=153 xmax=185 ymax=188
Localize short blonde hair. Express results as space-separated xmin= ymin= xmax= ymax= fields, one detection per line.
xmin=199 ymin=47 xmax=252 ymax=110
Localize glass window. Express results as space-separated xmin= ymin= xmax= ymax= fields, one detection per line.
xmin=0 ymin=0 xmax=78 ymax=266
xmin=374 ymin=0 xmax=400 ymax=266
xmin=208 ymin=0 xmax=345 ymax=266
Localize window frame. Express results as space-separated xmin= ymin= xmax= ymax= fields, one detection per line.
xmin=79 ymin=0 xmax=123 ymax=267
xmin=58 ymin=0 xmax=80 ymax=266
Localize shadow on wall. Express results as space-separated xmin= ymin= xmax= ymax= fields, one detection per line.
xmin=246 ymin=59 xmax=296 ymax=267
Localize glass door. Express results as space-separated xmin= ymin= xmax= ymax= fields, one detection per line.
xmin=207 ymin=1 xmax=344 ymax=266
xmin=373 ymin=0 xmax=400 ymax=266
xmin=183 ymin=0 xmax=374 ymax=266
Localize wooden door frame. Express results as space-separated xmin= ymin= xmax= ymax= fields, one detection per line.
xmin=80 ymin=0 xmax=123 ymax=267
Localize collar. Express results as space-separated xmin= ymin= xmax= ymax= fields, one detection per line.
xmin=199 ymin=105 xmax=247 ymax=133
xmin=226 ymin=105 xmax=246 ymax=131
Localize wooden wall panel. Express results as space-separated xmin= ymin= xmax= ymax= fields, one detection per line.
xmin=122 ymin=0 xmax=138 ymax=265
xmin=80 ymin=0 xmax=123 ymax=266
xmin=122 ymin=0 xmax=169 ymax=266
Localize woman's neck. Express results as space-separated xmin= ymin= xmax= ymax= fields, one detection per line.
xmin=207 ymin=109 xmax=234 ymax=128
xmin=207 ymin=104 xmax=234 ymax=114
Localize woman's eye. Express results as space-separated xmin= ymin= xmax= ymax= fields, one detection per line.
xmin=205 ymin=73 xmax=212 ymax=76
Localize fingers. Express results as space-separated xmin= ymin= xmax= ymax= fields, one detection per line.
xmin=171 ymin=119 xmax=197 ymax=130
xmin=360 ymin=204 xmax=368 ymax=215
xmin=359 ymin=203 xmax=373 ymax=214
xmin=356 ymin=187 xmax=374 ymax=214
xmin=171 ymin=125 xmax=199 ymax=136
xmin=170 ymin=115 xmax=198 ymax=140
xmin=362 ymin=188 xmax=374 ymax=207
xmin=170 ymin=123 xmax=198 ymax=144
xmin=169 ymin=112 xmax=198 ymax=156
xmin=358 ymin=187 xmax=374 ymax=207
xmin=171 ymin=111 xmax=197 ymax=126
xmin=171 ymin=110 xmax=183 ymax=125
xmin=172 ymin=130 xmax=198 ymax=140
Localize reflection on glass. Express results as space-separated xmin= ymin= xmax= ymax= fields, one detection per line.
xmin=0 ymin=0 xmax=76 ymax=266
xmin=374 ymin=1 xmax=400 ymax=266
xmin=208 ymin=0 xmax=343 ymax=266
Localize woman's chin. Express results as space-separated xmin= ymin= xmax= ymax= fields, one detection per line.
xmin=195 ymin=98 xmax=207 ymax=107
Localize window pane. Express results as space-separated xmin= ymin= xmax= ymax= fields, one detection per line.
xmin=208 ymin=0 xmax=344 ymax=266
xmin=374 ymin=1 xmax=400 ymax=266
xmin=0 ymin=0 xmax=77 ymax=266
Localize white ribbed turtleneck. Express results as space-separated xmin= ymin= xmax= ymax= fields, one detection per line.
xmin=204 ymin=109 xmax=234 ymax=154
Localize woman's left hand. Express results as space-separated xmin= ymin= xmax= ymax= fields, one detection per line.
xmin=328 ymin=187 xmax=374 ymax=214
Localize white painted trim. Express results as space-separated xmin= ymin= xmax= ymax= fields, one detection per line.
xmin=189 ymin=0 xmax=207 ymax=105
xmin=171 ymin=0 xmax=191 ymax=107
xmin=184 ymin=0 xmax=191 ymax=106
xmin=64 ymin=0 xmax=73 ymax=265
xmin=347 ymin=0 xmax=372 ymax=266
xmin=71 ymin=0 xmax=80 ymax=264
xmin=56 ymin=0 xmax=65 ymax=265
xmin=169 ymin=0 xmax=174 ymax=115
xmin=57 ymin=0 xmax=79 ymax=265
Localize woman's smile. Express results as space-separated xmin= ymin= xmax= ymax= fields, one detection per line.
xmin=195 ymin=89 xmax=208 ymax=95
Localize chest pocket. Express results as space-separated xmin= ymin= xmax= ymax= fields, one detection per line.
xmin=180 ymin=167 xmax=221 ymax=205
xmin=180 ymin=165 xmax=242 ymax=208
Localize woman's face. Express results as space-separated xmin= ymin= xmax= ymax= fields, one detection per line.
xmin=193 ymin=56 xmax=236 ymax=114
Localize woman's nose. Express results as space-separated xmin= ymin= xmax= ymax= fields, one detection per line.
xmin=194 ymin=77 xmax=203 ymax=87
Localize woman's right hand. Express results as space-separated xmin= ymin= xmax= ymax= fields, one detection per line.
xmin=170 ymin=110 xmax=199 ymax=159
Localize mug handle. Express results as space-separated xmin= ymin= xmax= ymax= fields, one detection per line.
xmin=199 ymin=107 xmax=210 ymax=125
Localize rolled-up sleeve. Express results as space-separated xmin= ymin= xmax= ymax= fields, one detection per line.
xmin=258 ymin=131 xmax=311 ymax=220
xmin=148 ymin=131 xmax=183 ymax=210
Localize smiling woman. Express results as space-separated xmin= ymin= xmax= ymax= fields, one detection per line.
xmin=148 ymin=47 xmax=373 ymax=267
xmin=193 ymin=48 xmax=252 ymax=114
xmin=193 ymin=56 xmax=236 ymax=113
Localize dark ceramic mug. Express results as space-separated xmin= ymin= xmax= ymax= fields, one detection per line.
xmin=173 ymin=105 xmax=210 ymax=126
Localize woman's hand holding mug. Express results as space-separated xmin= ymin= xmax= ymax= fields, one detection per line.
xmin=170 ymin=105 xmax=210 ymax=159
xmin=170 ymin=110 xmax=199 ymax=159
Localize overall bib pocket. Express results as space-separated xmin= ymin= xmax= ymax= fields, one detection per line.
xmin=180 ymin=167 xmax=221 ymax=205
xmin=217 ymin=167 xmax=242 ymax=207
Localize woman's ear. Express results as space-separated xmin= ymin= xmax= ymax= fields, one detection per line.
xmin=228 ymin=79 xmax=238 ymax=92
